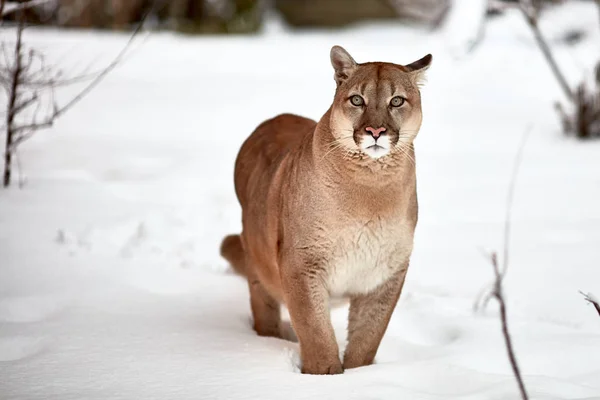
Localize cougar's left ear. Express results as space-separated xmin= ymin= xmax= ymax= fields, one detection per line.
xmin=406 ymin=54 xmax=432 ymax=86
xmin=330 ymin=45 xmax=358 ymax=87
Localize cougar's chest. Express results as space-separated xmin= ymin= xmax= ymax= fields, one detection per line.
xmin=325 ymin=218 xmax=413 ymax=298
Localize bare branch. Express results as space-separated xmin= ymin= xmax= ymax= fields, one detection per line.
xmin=15 ymin=49 xmax=103 ymax=89
xmin=476 ymin=128 xmax=532 ymax=399
xmin=1 ymin=43 xmax=12 ymax=72
xmin=3 ymin=1 xmax=157 ymax=187
xmin=11 ymin=129 xmax=40 ymax=150
xmin=465 ymin=8 xmax=488 ymax=55
xmin=486 ymin=251 xmax=529 ymax=400
xmin=21 ymin=70 xmax=104 ymax=88
xmin=12 ymin=120 xmax=53 ymax=135
xmin=501 ymin=125 xmax=532 ymax=275
xmin=518 ymin=0 xmax=574 ymax=101
xmin=52 ymin=2 xmax=155 ymax=119
xmin=4 ymin=3 xmax=25 ymax=187
xmin=474 ymin=127 xmax=531 ymax=312
xmin=580 ymin=291 xmax=600 ymax=318
xmin=12 ymin=94 xmax=38 ymax=114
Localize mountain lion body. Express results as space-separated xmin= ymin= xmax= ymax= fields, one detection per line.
xmin=221 ymin=46 xmax=431 ymax=374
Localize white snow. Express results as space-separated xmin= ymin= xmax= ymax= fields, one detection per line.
xmin=2 ymin=2 xmax=600 ymax=399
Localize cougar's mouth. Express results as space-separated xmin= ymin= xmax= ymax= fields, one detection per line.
xmin=363 ymin=144 xmax=389 ymax=159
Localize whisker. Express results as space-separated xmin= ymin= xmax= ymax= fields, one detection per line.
xmin=322 ymin=138 xmax=356 ymax=159
xmin=322 ymin=143 xmax=344 ymax=158
xmin=394 ymin=142 xmax=416 ymax=166
xmin=325 ymin=136 xmax=353 ymax=149
xmin=327 ymin=134 xmax=353 ymax=143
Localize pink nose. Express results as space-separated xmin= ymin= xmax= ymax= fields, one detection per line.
xmin=365 ymin=126 xmax=386 ymax=139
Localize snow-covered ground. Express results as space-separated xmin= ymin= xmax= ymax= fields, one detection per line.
xmin=1 ymin=2 xmax=600 ymax=399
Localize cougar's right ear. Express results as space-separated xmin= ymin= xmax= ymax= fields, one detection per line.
xmin=330 ymin=45 xmax=357 ymax=87
xmin=406 ymin=54 xmax=432 ymax=87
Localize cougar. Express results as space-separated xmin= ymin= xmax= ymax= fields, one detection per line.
xmin=221 ymin=45 xmax=431 ymax=375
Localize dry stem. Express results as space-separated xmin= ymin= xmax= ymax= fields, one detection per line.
xmin=580 ymin=291 xmax=600 ymax=318
xmin=518 ymin=0 xmax=573 ymax=101
xmin=488 ymin=252 xmax=529 ymax=400
xmin=476 ymin=127 xmax=531 ymax=400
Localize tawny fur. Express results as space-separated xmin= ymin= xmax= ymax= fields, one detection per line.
xmin=221 ymin=46 xmax=432 ymax=375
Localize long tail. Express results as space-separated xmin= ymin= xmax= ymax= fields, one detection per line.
xmin=220 ymin=234 xmax=247 ymax=277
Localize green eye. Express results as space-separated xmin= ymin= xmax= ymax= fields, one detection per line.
xmin=390 ymin=96 xmax=405 ymax=107
xmin=350 ymin=95 xmax=364 ymax=106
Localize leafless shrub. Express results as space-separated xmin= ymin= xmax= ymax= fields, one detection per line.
xmin=483 ymin=1 xmax=599 ymax=139
xmin=517 ymin=0 xmax=600 ymax=139
xmin=1 ymin=1 xmax=153 ymax=187
xmin=475 ymin=128 xmax=531 ymax=400
xmin=555 ymin=64 xmax=600 ymax=139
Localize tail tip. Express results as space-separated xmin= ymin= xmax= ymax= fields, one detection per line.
xmin=220 ymin=234 xmax=240 ymax=257
xmin=220 ymin=234 xmax=246 ymax=276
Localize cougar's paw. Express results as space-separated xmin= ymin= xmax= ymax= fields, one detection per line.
xmin=301 ymin=359 xmax=344 ymax=375
xmin=343 ymin=357 xmax=373 ymax=370
xmin=254 ymin=325 xmax=282 ymax=339
xmin=343 ymin=349 xmax=376 ymax=370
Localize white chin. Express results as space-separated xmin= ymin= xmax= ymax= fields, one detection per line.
xmin=363 ymin=145 xmax=389 ymax=159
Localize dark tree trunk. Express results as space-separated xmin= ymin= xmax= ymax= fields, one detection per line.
xmin=4 ymin=6 xmax=24 ymax=188
xmin=3 ymin=133 xmax=11 ymax=187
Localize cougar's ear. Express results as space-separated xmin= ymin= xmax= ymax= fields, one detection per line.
xmin=406 ymin=54 xmax=432 ymax=86
xmin=330 ymin=45 xmax=357 ymax=87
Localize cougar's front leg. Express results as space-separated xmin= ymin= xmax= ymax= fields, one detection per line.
xmin=282 ymin=261 xmax=342 ymax=375
xmin=343 ymin=266 xmax=408 ymax=370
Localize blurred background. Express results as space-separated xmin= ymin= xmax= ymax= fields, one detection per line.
xmin=1 ymin=1 xmax=600 ymax=399
xmin=4 ymin=0 xmax=453 ymax=32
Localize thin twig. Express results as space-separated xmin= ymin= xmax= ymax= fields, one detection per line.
xmin=12 ymin=94 xmax=38 ymax=114
xmin=4 ymin=3 xmax=25 ymax=187
xmin=580 ymin=291 xmax=600 ymax=318
xmin=474 ymin=126 xmax=531 ymax=312
xmin=488 ymin=252 xmax=529 ymax=400
xmin=457 ymin=0 xmax=489 ymax=55
xmin=477 ymin=127 xmax=532 ymax=400
xmin=501 ymin=125 xmax=532 ymax=275
xmin=52 ymin=2 xmax=155 ymax=120
xmin=2 ymin=1 xmax=156 ymax=187
xmin=19 ymin=70 xmax=109 ymax=88
xmin=11 ymin=120 xmax=52 ymax=136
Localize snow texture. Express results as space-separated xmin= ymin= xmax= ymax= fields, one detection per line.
xmin=1 ymin=2 xmax=600 ymax=399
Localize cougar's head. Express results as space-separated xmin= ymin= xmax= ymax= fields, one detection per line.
xmin=328 ymin=46 xmax=431 ymax=160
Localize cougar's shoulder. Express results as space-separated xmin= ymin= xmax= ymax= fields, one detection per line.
xmin=234 ymin=113 xmax=316 ymax=205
